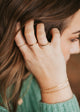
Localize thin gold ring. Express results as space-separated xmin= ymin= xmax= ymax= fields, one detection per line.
xmin=28 ymin=41 xmax=38 ymax=46
xmin=18 ymin=43 xmax=26 ymax=48
xmin=28 ymin=41 xmax=50 ymax=47
xmin=18 ymin=41 xmax=50 ymax=47
xmin=39 ymin=42 xmax=50 ymax=47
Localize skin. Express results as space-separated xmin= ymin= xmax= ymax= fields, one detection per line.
xmin=14 ymin=9 xmax=80 ymax=104
xmin=15 ymin=9 xmax=80 ymax=89
xmin=61 ymin=9 xmax=80 ymax=62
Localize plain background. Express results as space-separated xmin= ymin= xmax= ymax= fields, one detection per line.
xmin=67 ymin=53 xmax=80 ymax=106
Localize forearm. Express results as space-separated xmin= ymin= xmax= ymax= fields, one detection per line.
xmin=41 ymin=81 xmax=73 ymax=104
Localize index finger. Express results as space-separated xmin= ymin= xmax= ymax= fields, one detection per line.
xmin=15 ymin=22 xmax=26 ymax=47
xmin=15 ymin=22 xmax=32 ymax=58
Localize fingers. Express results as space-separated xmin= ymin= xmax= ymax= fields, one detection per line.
xmin=15 ymin=20 xmax=61 ymax=59
xmin=24 ymin=19 xmax=37 ymax=46
xmin=24 ymin=19 xmax=42 ymax=55
xmin=51 ymin=28 xmax=61 ymax=50
xmin=15 ymin=23 xmax=26 ymax=47
xmin=36 ymin=23 xmax=48 ymax=46
xmin=15 ymin=22 xmax=32 ymax=59
xmin=24 ymin=20 xmax=49 ymax=48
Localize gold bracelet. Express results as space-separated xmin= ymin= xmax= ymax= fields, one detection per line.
xmin=40 ymin=78 xmax=68 ymax=91
xmin=41 ymin=80 xmax=69 ymax=94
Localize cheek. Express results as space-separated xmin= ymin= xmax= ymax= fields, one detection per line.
xmin=70 ymin=41 xmax=80 ymax=54
xmin=60 ymin=39 xmax=71 ymax=62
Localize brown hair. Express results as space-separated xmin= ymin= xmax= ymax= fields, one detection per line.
xmin=0 ymin=0 xmax=80 ymax=111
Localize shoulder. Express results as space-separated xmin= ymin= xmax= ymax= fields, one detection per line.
xmin=16 ymin=73 xmax=41 ymax=112
xmin=0 ymin=94 xmax=3 ymax=104
xmin=19 ymin=72 xmax=41 ymax=100
xmin=0 ymin=95 xmax=9 ymax=112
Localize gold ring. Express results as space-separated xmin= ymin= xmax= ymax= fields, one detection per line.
xmin=39 ymin=42 xmax=50 ymax=46
xmin=28 ymin=42 xmax=50 ymax=47
xmin=28 ymin=41 xmax=38 ymax=46
xmin=18 ymin=43 xmax=26 ymax=48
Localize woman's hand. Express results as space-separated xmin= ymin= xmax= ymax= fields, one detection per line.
xmin=15 ymin=19 xmax=68 ymax=88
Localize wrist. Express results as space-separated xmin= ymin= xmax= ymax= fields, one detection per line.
xmin=40 ymin=81 xmax=73 ymax=104
xmin=38 ymin=73 xmax=68 ymax=89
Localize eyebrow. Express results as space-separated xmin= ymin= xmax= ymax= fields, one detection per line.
xmin=72 ymin=30 xmax=80 ymax=34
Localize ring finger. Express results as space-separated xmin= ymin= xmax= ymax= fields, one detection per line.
xmin=36 ymin=23 xmax=48 ymax=46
